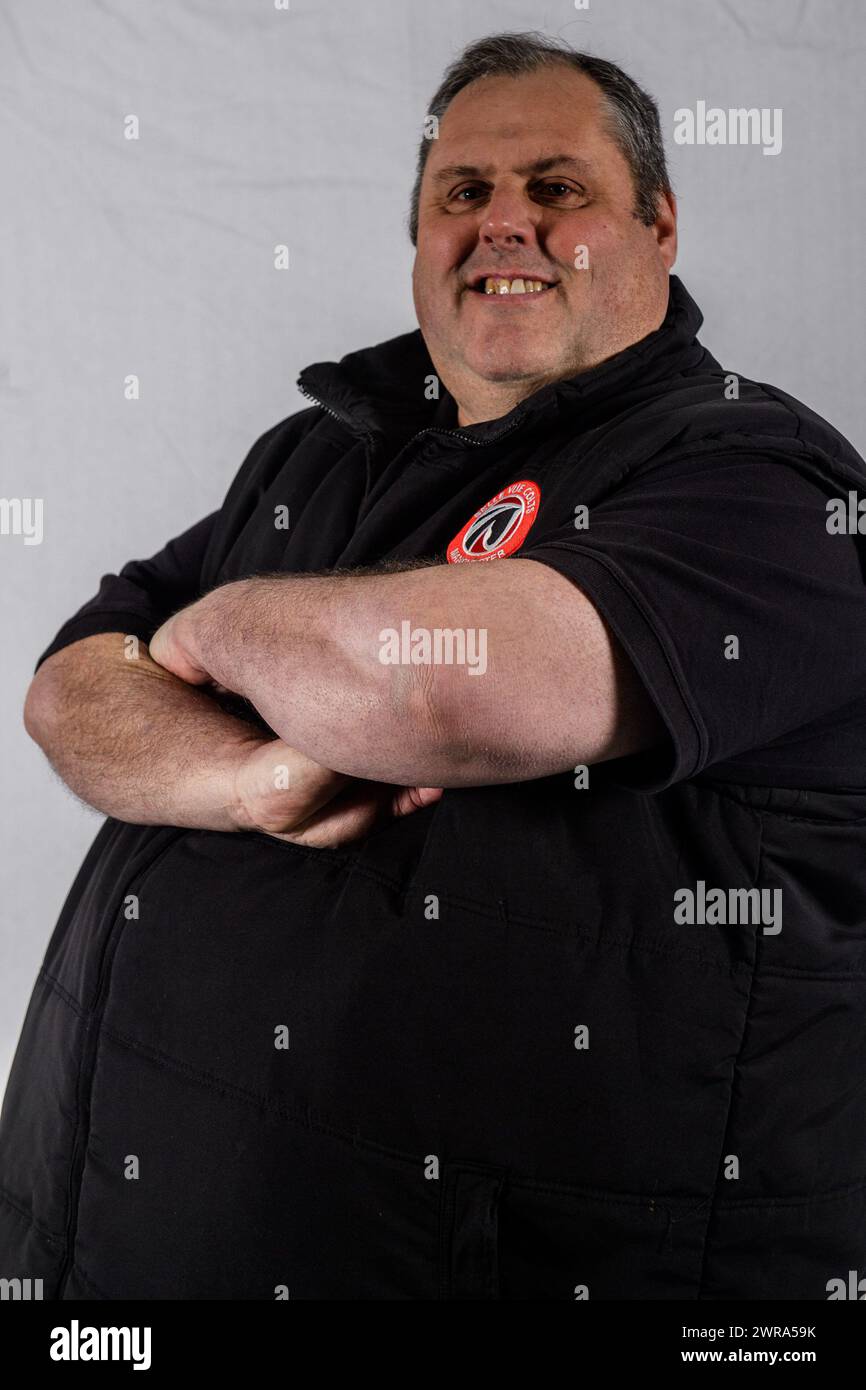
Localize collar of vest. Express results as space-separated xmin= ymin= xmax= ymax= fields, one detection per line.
xmin=296 ymin=273 xmax=708 ymax=446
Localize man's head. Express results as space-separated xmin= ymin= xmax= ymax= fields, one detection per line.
xmin=410 ymin=33 xmax=678 ymax=425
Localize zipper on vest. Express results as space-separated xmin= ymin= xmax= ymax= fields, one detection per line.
xmin=415 ymin=417 xmax=526 ymax=449
xmin=297 ymin=382 xmax=377 ymax=449
xmin=297 ymin=380 xmax=532 ymax=529
xmin=297 ymin=382 xmax=382 ymax=512
xmin=298 ymin=381 xmax=529 ymax=451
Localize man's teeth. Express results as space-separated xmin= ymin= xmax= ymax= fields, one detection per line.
xmin=483 ymin=277 xmax=548 ymax=295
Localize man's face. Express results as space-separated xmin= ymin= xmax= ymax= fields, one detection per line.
xmin=412 ymin=66 xmax=677 ymax=424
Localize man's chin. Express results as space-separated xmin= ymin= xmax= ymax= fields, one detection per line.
xmin=465 ymin=355 xmax=554 ymax=386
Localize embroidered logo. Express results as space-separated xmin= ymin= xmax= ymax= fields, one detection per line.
xmin=446 ymin=480 xmax=540 ymax=563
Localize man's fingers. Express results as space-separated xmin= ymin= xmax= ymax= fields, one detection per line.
xmin=269 ymin=783 xmax=384 ymax=847
xmin=266 ymin=782 xmax=443 ymax=849
xmin=236 ymin=739 xmax=350 ymax=835
xmin=391 ymin=785 xmax=444 ymax=817
xmin=148 ymin=613 xmax=213 ymax=686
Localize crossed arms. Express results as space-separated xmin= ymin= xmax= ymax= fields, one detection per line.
xmin=24 ymin=557 xmax=664 ymax=847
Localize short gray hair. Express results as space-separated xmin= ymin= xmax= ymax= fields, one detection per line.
xmin=408 ymin=31 xmax=672 ymax=244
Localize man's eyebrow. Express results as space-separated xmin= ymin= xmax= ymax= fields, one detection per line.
xmin=431 ymin=154 xmax=595 ymax=185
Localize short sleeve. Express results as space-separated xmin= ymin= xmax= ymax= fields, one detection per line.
xmin=517 ymin=448 xmax=866 ymax=792
xmin=33 ymin=510 xmax=219 ymax=674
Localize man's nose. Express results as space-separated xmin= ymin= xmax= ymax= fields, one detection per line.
xmin=479 ymin=191 xmax=538 ymax=249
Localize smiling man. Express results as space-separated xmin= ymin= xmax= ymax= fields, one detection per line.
xmin=4 ymin=32 xmax=866 ymax=1302
xmin=413 ymin=63 xmax=673 ymax=421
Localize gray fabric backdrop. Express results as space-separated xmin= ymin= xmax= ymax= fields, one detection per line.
xmin=2 ymin=0 xmax=864 ymax=1091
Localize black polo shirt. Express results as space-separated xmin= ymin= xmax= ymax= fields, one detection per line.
xmin=36 ymin=277 xmax=866 ymax=793
xmin=11 ymin=273 xmax=866 ymax=1299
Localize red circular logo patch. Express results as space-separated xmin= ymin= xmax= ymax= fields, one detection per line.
xmin=447 ymin=479 xmax=541 ymax=564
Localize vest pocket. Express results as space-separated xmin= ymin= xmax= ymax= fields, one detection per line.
xmin=440 ymin=1163 xmax=506 ymax=1300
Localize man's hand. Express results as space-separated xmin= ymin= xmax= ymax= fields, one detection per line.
xmin=231 ymin=738 xmax=442 ymax=848
xmin=25 ymin=633 xmax=441 ymax=842
xmin=149 ymin=600 xmax=443 ymax=846
xmin=149 ymin=605 xmax=214 ymax=687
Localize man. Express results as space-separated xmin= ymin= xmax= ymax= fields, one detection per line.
xmin=3 ymin=31 xmax=866 ymax=1301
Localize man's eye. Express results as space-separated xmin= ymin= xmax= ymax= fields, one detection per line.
xmin=452 ymin=185 xmax=486 ymax=202
xmin=449 ymin=181 xmax=584 ymax=205
xmin=538 ymin=182 xmax=582 ymax=199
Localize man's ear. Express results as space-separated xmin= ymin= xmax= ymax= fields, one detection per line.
xmin=654 ymin=190 xmax=678 ymax=269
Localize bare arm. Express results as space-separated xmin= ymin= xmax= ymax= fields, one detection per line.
xmin=23 ymin=633 xmax=265 ymax=830
xmin=24 ymin=632 xmax=441 ymax=841
xmin=149 ymin=560 xmax=665 ymax=787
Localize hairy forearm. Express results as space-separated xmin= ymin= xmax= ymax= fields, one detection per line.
xmin=163 ymin=564 xmax=595 ymax=786
xmin=181 ymin=572 xmax=447 ymax=783
xmin=155 ymin=560 xmax=662 ymax=788
xmin=24 ymin=633 xmax=264 ymax=829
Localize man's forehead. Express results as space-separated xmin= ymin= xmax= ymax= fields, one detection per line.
xmin=435 ymin=67 xmax=604 ymax=131
xmin=428 ymin=81 xmax=618 ymax=184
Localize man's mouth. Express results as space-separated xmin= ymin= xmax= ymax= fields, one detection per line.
xmin=467 ymin=274 xmax=558 ymax=296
